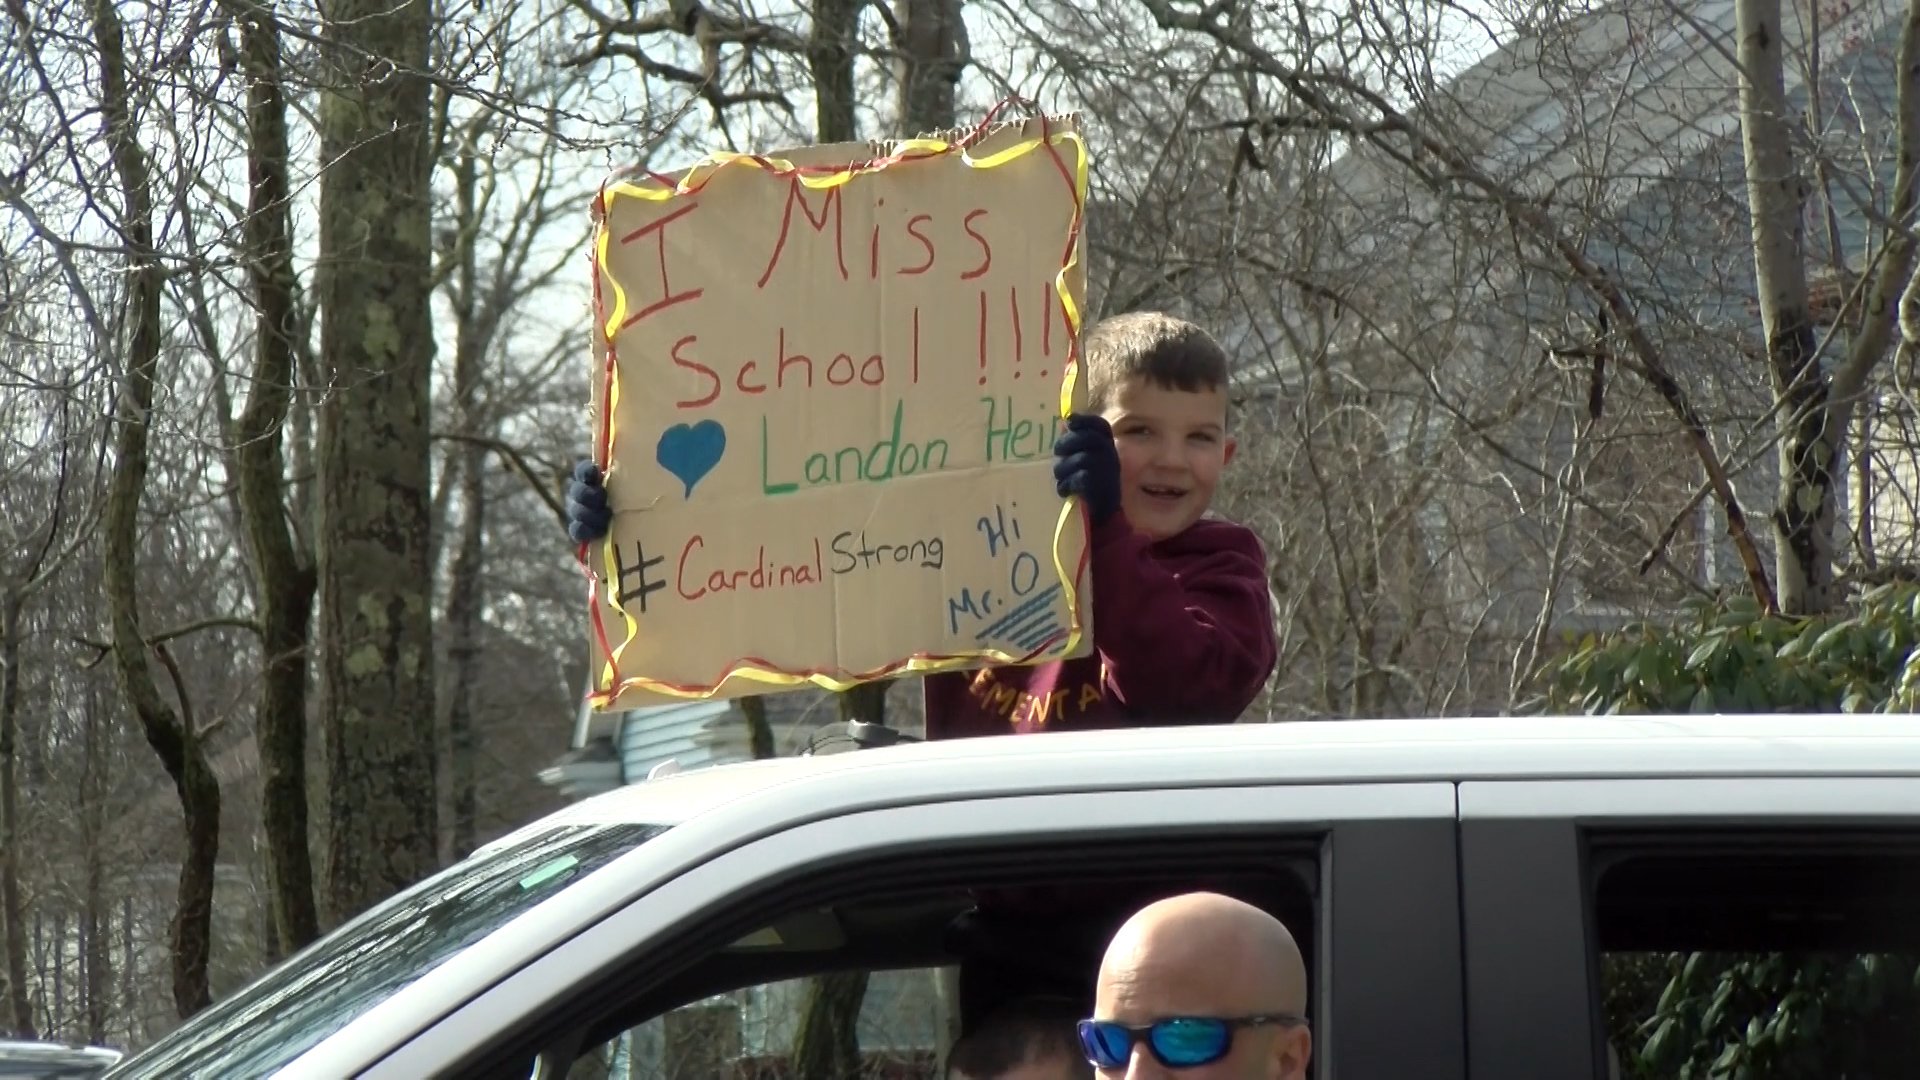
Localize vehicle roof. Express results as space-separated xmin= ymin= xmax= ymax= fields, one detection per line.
xmin=486 ymin=715 xmax=1920 ymax=846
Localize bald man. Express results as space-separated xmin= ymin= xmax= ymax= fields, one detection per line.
xmin=1079 ymin=892 xmax=1311 ymax=1079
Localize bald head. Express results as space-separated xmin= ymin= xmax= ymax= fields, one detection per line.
xmin=1092 ymin=893 xmax=1310 ymax=1079
xmin=1102 ymin=892 xmax=1307 ymax=1012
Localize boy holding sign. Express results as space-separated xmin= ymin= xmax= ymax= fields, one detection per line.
xmin=567 ymin=309 xmax=1277 ymax=733
xmin=918 ymin=309 xmax=1276 ymax=735
xmin=568 ymin=310 xmax=1277 ymax=1034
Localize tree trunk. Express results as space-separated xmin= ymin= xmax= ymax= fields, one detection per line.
xmin=83 ymin=856 xmax=107 ymax=1042
xmin=51 ymin=911 xmax=63 ymax=1021
xmin=808 ymin=0 xmax=859 ymax=143
xmin=790 ymin=970 xmax=871 ymax=1079
xmin=0 ymin=596 xmax=33 ymax=1038
xmin=892 ymin=0 xmax=965 ymax=136
xmin=90 ymin=0 xmax=221 ymax=1016
xmin=119 ymin=897 xmax=134 ymax=1022
xmin=443 ymin=145 xmax=486 ymax=862
xmin=837 ymin=683 xmax=888 ymax=726
xmin=226 ymin=0 xmax=321 ymax=959
xmin=1827 ymin=0 xmax=1920 ymax=575
xmin=740 ymin=695 xmax=776 ymax=759
xmin=1736 ymin=0 xmax=1830 ymax=614
xmin=315 ymin=0 xmax=439 ymax=923
xmin=444 ymin=459 xmax=483 ymax=859
xmin=81 ymin=686 xmax=108 ymax=1044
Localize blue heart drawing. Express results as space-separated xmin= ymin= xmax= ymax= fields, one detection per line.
xmin=656 ymin=420 xmax=727 ymax=498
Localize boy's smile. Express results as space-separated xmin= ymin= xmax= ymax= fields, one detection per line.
xmin=1102 ymin=379 xmax=1236 ymax=542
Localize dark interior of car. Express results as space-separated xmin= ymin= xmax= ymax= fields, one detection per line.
xmin=1589 ymin=827 xmax=1920 ymax=952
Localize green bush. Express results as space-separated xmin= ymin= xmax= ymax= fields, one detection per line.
xmin=1538 ymin=583 xmax=1920 ymax=717
xmin=1600 ymin=951 xmax=1920 ymax=1079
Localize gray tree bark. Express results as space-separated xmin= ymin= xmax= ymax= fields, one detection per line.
xmin=442 ymin=143 xmax=487 ymax=862
xmin=892 ymin=0 xmax=965 ymax=136
xmin=315 ymin=0 xmax=439 ymax=922
xmin=1736 ymin=0 xmax=1830 ymax=614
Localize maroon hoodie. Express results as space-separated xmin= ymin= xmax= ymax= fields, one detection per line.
xmin=923 ymin=511 xmax=1276 ymax=737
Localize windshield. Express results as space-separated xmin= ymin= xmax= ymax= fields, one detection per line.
xmin=106 ymin=822 xmax=666 ymax=1078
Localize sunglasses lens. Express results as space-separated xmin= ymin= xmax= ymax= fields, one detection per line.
xmin=1077 ymin=1021 xmax=1130 ymax=1069
xmin=1152 ymin=1017 xmax=1232 ymax=1066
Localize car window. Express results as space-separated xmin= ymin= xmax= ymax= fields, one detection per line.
xmin=107 ymin=823 xmax=667 ymax=1079
xmin=1589 ymin=830 xmax=1920 ymax=1079
xmin=529 ymin=833 xmax=1323 ymax=1079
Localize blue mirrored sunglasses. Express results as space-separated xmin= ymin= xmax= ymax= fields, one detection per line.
xmin=1076 ymin=1014 xmax=1305 ymax=1070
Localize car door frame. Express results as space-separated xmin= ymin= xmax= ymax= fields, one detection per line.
xmin=310 ymin=779 xmax=1468 ymax=1080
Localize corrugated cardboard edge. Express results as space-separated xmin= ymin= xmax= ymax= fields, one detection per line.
xmin=592 ymin=110 xmax=1084 ymax=192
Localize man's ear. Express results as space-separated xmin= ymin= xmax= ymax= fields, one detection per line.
xmin=1223 ymin=435 xmax=1238 ymax=466
xmin=1274 ymin=1026 xmax=1311 ymax=1079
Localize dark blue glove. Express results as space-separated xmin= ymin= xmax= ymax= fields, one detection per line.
xmin=1052 ymin=413 xmax=1121 ymax=526
xmin=566 ymin=459 xmax=612 ymax=543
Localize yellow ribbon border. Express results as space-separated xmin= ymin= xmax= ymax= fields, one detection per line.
xmin=589 ymin=126 xmax=1090 ymax=705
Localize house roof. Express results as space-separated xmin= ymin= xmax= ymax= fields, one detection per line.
xmin=1337 ymin=0 xmax=1898 ymax=196
xmin=1220 ymin=0 xmax=1904 ymax=386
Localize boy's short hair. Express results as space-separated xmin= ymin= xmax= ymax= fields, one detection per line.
xmin=1081 ymin=310 xmax=1231 ymax=412
xmin=946 ymin=995 xmax=1092 ymax=1079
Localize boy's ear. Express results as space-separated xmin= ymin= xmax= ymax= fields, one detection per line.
xmin=1224 ymin=435 xmax=1238 ymax=466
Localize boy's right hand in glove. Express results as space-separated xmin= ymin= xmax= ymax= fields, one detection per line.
xmin=1052 ymin=413 xmax=1122 ymax=526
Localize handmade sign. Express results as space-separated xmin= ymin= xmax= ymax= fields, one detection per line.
xmin=585 ymin=112 xmax=1092 ymax=709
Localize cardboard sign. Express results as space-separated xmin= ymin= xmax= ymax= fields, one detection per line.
xmin=586 ymin=114 xmax=1092 ymax=708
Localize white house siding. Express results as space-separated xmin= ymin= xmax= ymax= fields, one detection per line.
xmin=615 ymin=700 xmax=740 ymax=781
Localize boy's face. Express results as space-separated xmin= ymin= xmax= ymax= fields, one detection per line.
xmin=1100 ymin=377 xmax=1236 ymax=542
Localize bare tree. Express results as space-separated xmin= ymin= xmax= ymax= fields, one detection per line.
xmin=89 ymin=0 xmax=222 ymax=1018
xmin=440 ymin=135 xmax=493 ymax=863
xmin=432 ymin=98 xmax=581 ymax=856
xmin=0 ymin=0 xmax=665 ymax=1045
xmin=1741 ymin=0 xmax=1918 ymax=613
xmin=219 ymin=0 xmax=321 ymax=957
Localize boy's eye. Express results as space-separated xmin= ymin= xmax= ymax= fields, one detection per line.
xmin=1189 ymin=432 xmax=1218 ymax=444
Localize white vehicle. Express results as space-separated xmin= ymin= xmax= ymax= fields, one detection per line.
xmin=104 ymin=716 xmax=1920 ymax=1078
